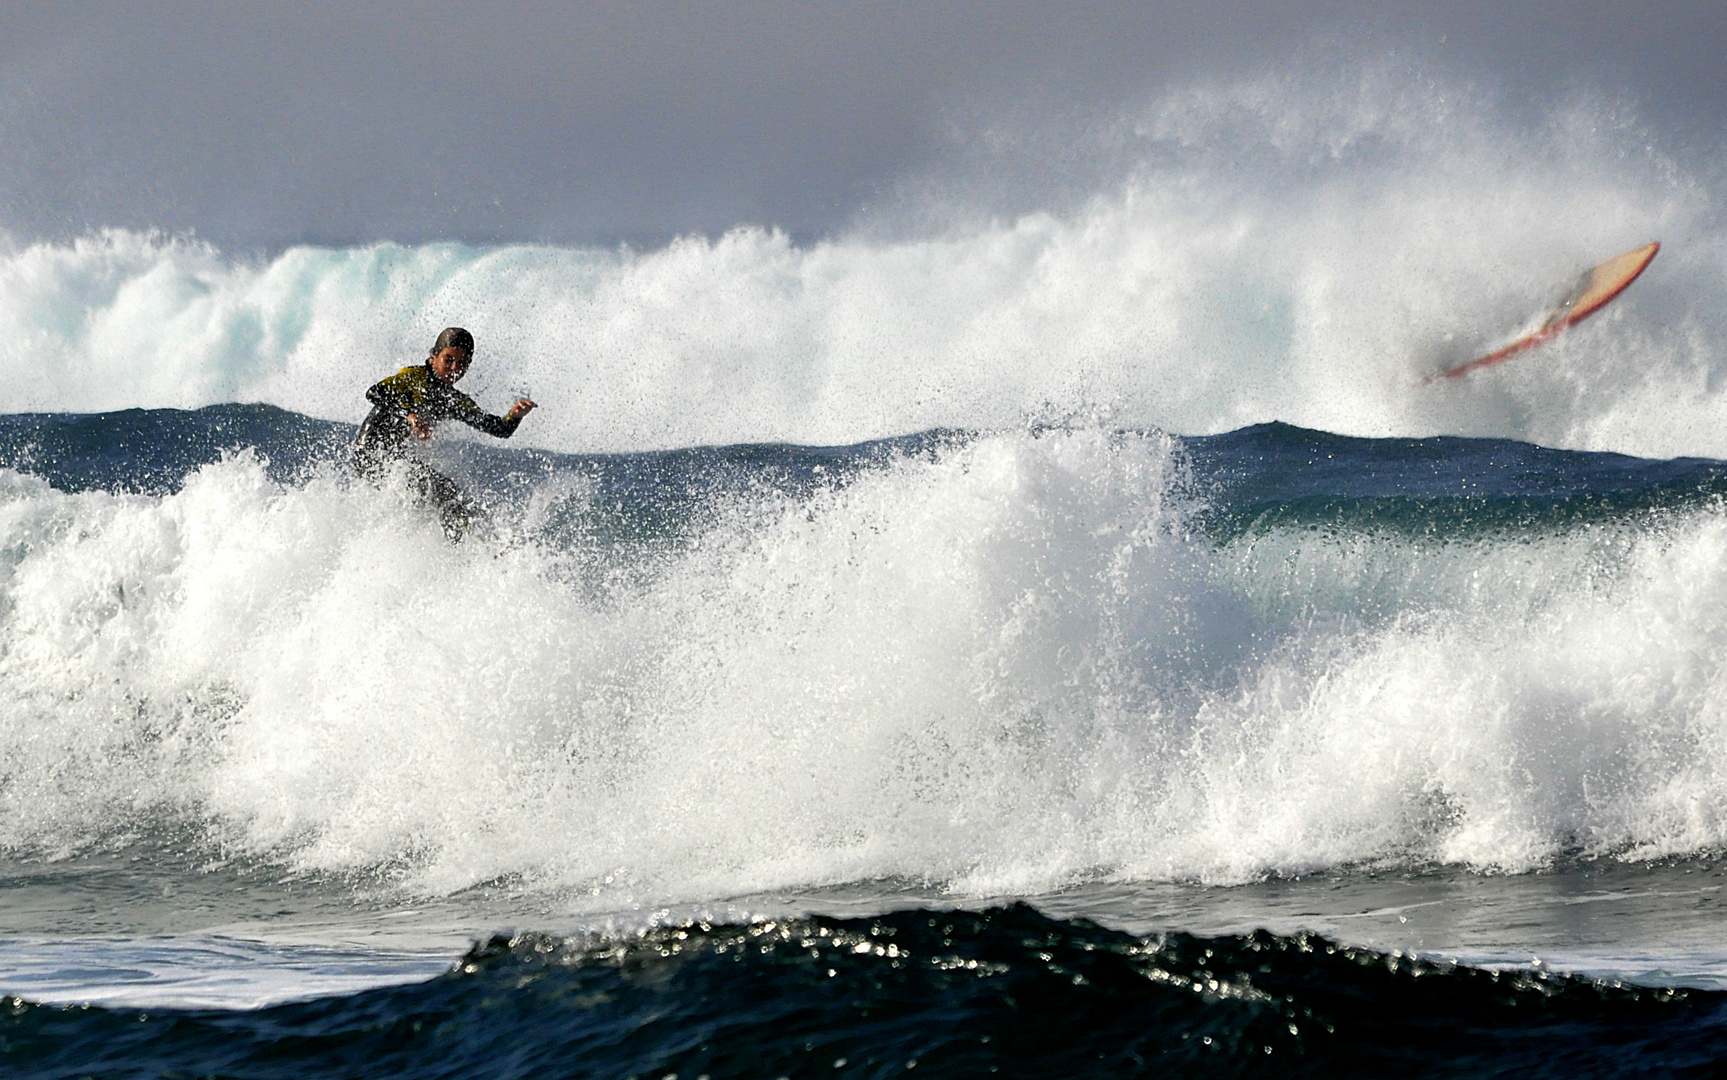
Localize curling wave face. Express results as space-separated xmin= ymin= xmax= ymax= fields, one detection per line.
xmin=6 ymin=409 xmax=1727 ymax=904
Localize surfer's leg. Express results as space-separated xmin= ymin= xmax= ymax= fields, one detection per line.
xmin=351 ymin=443 xmax=386 ymax=484
xmin=408 ymin=461 xmax=478 ymax=541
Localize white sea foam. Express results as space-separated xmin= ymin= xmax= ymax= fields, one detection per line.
xmin=5 ymin=430 xmax=1727 ymax=904
xmin=0 ymin=937 xmax=449 ymax=1010
xmin=0 ymin=64 xmax=1723 ymax=457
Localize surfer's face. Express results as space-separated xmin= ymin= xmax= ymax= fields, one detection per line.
xmin=429 ymin=346 xmax=471 ymax=384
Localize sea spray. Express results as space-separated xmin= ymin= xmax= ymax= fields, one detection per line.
xmin=0 ymin=427 xmax=1205 ymax=900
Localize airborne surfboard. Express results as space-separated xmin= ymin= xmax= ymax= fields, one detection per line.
xmin=1437 ymin=241 xmax=1659 ymax=380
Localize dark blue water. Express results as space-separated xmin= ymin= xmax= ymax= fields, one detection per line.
xmin=8 ymin=406 xmax=1726 ymax=541
xmin=7 ymin=405 xmax=1727 ymax=1078
xmin=1187 ymin=421 xmax=1727 ymax=539
xmin=8 ymin=903 xmax=1727 ymax=1080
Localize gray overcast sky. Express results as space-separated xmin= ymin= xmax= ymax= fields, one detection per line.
xmin=1 ymin=1 xmax=1724 ymax=251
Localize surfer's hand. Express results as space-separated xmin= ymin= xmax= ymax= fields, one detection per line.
xmin=506 ymin=399 xmax=537 ymax=422
xmin=407 ymin=412 xmax=431 ymax=441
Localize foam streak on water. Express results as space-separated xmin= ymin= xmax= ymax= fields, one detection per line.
xmin=0 ymin=937 xmax=449 ymax=1011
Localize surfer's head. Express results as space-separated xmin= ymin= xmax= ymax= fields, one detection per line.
xmin=431 ymin=327 xmax=475 ymax=357
xmin=428 ymin=327 xmax=474 ymax=384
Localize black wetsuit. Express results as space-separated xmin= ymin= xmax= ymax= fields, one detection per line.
xmin=353 ymin=362 xmax=523 ymax=537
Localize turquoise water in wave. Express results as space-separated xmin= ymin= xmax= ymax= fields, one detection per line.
xmin=7 ymin=405 xmax=1727 ymax=1075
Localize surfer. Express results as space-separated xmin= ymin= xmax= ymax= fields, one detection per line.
xmin=353 ymin=327 xmax=537 ymax=539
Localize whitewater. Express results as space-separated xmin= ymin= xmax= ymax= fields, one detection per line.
xmin=10 ymin=409 xmax=1727 ymax=900
xmin=9 ymin=61 xmax=1727 ymax=1076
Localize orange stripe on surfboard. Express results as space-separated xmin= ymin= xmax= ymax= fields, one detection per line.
xmin=1438 ymin=241 xmax=1659 ymax=380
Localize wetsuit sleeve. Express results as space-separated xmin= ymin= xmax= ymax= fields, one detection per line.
xmin=449 ymin=389 xmax=523 ymax=439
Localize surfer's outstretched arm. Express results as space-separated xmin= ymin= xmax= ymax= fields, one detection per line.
xmin=450 ymin=394 xmax=535 ymax=439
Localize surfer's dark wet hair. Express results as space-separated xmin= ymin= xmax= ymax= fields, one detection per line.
xmin=430 ymin=327 xmax=475 ymax=356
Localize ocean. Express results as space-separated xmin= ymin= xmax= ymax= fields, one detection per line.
xmin=7 ymin=66 xmax=1727 ymax=1077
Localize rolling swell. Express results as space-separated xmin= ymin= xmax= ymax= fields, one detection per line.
xmin=0 ymin=405 xmax=349 ymax=496
xmin=9 ymin=406 xmax=1723 ymax=541
xmin=1189 ymin=422 xmax=1727 ymax=542
xmin=4 ymin=905 xmax=1723 ymax=1079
